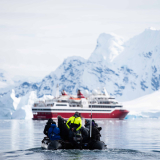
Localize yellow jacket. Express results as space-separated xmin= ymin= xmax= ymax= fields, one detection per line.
xmin=66 ymin=116 xmax=82 ymax=131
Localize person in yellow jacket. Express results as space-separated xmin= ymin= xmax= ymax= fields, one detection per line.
xmin=66 ymin=112 xmax=82 ymax=142
xmin=66 ymin=112 xmax=82 ymax=131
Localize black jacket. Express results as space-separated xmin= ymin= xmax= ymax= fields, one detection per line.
xmin=43 ymin=123 xmax=51 ymax=136
xmin=43 ymin=119 xmax=56 ymax=136
xmin=84 ymin=119 xmax=101 ymax=141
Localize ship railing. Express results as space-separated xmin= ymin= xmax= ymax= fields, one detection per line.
xmin=33 ymin=101 xmax=47 ymax=107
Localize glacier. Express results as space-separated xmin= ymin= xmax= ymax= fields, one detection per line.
xmin=124 ymin=89 xmax=160 ymax=119
xmin=1 ymin=28 xmax=160 ymax=119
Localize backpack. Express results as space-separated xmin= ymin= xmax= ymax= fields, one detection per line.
xmin=48 ymin=124 xmax=61 ymax=141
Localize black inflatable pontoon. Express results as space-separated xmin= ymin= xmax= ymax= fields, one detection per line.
xmin=41 ymin=117 xmax=107 ymax=150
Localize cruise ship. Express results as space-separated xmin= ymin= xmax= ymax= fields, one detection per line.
xmin=32 ymin=86 xmax=129 ymax=120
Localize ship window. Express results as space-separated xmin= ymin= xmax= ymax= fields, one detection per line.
xmin=90 ymin=105 xmax=119 ymax=108
xmin=88 ymin=105 xmax=121 ymax=108
xmin=47 ymin=103 xmax=54 ymax=106
xmin=61 ymin=100 xmax=68 ymax=102
xmin=56 ymin=104 xmax=67 ymax=106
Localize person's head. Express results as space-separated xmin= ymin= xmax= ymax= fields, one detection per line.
xmin=75 ymin=112 xmax=79 ymax=115
xmin=57 ymin=115 xmax=62 ymax=118
xmin=92 ymin=120 xmax=98 ymax=127
xmin=85 ymin=119 xmax=90 ymax=124
xmin=47 ymin=118 xmax=56 ymax=124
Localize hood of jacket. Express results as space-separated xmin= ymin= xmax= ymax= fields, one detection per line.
xmin=85 ymin=119 xmax=91 ymax=128
xmin=74 ymin=113 xmax=80 ymax=118
xmin=51 ymin=124 xmax=56 ymax=128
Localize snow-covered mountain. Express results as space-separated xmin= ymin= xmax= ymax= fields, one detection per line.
xmin=36 ymin=28 xmax=160 ymax=100
xmin=1 ymin=28 xmax=160 ymax=119
xmin=112 ymin=27 xmax=160 ymax=100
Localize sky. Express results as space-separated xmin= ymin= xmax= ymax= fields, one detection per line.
xmin=0 ymin=0 xmax=160 ymax=80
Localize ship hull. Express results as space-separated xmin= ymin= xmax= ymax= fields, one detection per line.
xmin=32 ymin=109 xmax=129 ymax=120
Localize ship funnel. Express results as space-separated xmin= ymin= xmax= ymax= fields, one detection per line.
xmin=77 ymin=90 xmax=85 ymax=98
xmin=61 ymin=90 xmax=67 ymax=96
xmin=56 ymin=84 xmax=59 ymax=98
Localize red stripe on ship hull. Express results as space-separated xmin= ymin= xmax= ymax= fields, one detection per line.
xmin=33 ymin=110 xmax=129 ymax=120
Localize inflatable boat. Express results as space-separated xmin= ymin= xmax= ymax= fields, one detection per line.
xmin=41 ymin=117 xmax=107 ymax=150
xmin=41 ymin=137 xmax=106 ymax=150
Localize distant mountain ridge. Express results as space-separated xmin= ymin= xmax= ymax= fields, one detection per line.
xmin=1 ymin=28 xmax=160 ymax=119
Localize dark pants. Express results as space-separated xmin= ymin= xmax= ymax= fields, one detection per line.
xmin=69 ymin=130 xmax=83 ymax=149
xmin=69 ymin=130 xmax=74 ymax=143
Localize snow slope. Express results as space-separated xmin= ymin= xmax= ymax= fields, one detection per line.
xmin=124 ymin=89 xmax=160 ymax=119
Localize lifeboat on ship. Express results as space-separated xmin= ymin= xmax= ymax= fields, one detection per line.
xmin=68 ymin=90 xmax=86 ymax=103
xmin=69 ymin=97 xmax=81 ymax=103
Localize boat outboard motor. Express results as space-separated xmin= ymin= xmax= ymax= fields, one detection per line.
xmin=73 ymin=130 xmax=83 ymax=149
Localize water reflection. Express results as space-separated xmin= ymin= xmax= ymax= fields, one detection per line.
xmin=0 ymin=119 xmax=160 ymax=153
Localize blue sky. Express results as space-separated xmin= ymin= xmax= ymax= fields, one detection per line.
xmin=0 ymin=0 xmax=160 ymax=79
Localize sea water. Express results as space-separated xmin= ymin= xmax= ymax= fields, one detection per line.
xmin=0 ymin=119 xmax=160 ymax=160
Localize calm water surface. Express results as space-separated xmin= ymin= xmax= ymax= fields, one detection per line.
xmin=0 ymin=119 xmax=160 ymax=159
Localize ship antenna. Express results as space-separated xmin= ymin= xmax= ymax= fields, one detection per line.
xmin=90 ymin=94 xmax=92 ymax=138
xmin=56 ymin=84 xmax=59 ymax=98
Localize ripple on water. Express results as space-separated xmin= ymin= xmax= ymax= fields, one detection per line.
xmin=1 ymin=148 xmax=160 ymax=160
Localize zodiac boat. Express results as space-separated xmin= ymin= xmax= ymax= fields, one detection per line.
xmin=41 ymin=116 xmax=107 ymax=150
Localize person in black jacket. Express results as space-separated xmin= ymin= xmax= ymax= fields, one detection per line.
xmin=84 ymin=119 xmax=101 ymax=141
xmin=43 ymin=118 xmax=56 ymax=137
